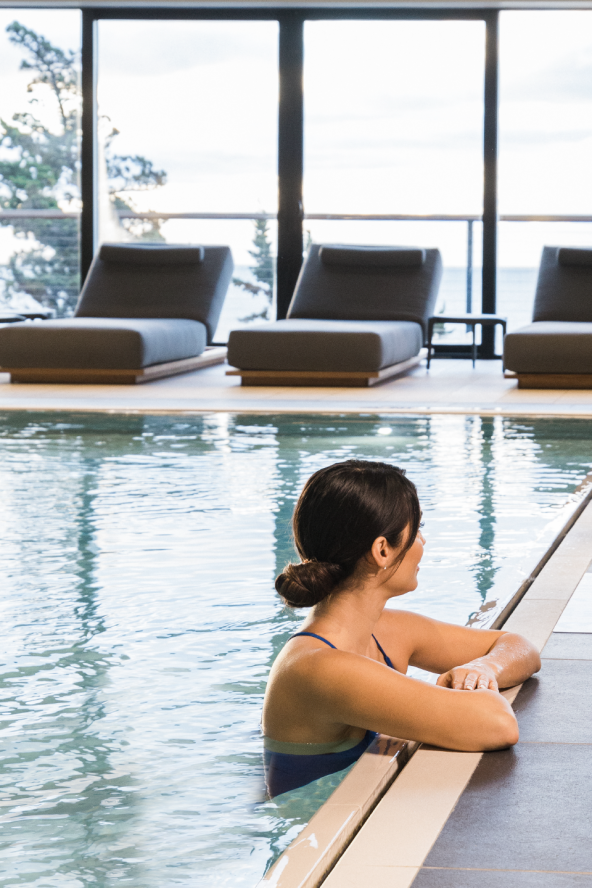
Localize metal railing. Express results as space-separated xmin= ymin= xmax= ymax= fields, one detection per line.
xmin=3 ymin=210 xmax=592 ymax=313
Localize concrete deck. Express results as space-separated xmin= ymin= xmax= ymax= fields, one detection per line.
xmin=2 ymin=358 xmax=592 ymax=416
xmin=414 ymin=631 xmax=592 ymax=886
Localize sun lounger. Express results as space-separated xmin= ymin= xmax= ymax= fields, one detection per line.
xmin=227 ymin=244 xmax=442 ymax=387
xmin=504 ymin=247 xmax=592 ymax=389
xmin=0 ymin=242 xmax=233 ymax=384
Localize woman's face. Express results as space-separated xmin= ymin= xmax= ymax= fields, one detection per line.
xmin=388 ymin=527 xmax=426 ymax=597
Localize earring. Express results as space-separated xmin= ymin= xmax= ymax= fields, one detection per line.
xmin=384 ymin=566 xmax=387 ymax=571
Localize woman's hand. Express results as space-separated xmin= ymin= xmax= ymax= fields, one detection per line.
xmin=437 ymin=660 xmax=499 ymax=691
xmin=435 ymin=632 xmax=542 ymax=693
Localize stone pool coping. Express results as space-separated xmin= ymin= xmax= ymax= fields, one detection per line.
xmin=257 ymin=489 xmax=592 ymax=888
xmin=4 ymin=403 xmax=592 ymax=419
xmin=3 ymin=358 xmax=592 ymax=418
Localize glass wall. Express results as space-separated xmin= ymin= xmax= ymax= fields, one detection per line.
xmin=97 ymin=20 xmax=278 ymax=340
xmin=0 ymin=10 xmax=81 ymax=317
xmin=499 ymin=11 xmax=592 ymax=331
xmin=303 ymin=19 xmax=485 ymax=346
xmin=5 ymin=10 xmax=592 ymax=341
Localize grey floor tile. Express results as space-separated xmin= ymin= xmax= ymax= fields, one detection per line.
xmin=542 ymin=633 xmax=592 ymax=660
xmin=423 ymin=744 xmax=592 ymax=872
xmin=513 ymin=665 xmax=592 ymax=742
xmin=413 ymin=870 xmax=592 ymax=887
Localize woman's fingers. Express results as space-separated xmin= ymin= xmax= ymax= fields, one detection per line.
xmin=436 ymin=666 xmax=499 ymax=692
xmin=450 ymin=669 xmax=479 ymax=689
xmin=462 ymin=671 xmax=479 ymax=690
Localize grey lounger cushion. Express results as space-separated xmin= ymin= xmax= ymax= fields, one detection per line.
xmin=557 ymin=247 xmax=592 ymax=267
xmin=227 ymin=319 xmax=423 ymax=373
xmin=76 ymin=243 xmax=233 ymax=344
xmin=533 ymin=246 xmax=592 ymax=324
xmin=319 ymin=246 xmax=426 ymax=267
xmin=504 ymin=321 xmax=592 ymax=374
xmin=0 ymin=318 xmax=207 ymax=370
xmin=288 ymin=245 xmax=442 ymax=335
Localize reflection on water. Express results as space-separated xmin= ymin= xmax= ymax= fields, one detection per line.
xmin=0 ymin=411 xmax=590 ymax=886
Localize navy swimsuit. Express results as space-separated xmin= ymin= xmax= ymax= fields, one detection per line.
xmin=264 ymin=632 xmax=395 ymax=797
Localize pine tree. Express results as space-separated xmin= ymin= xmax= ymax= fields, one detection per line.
xmin=233 ymin=217 xmax=274 ymax=322
xmin=0 ymin=21 xmax=166 ymax=316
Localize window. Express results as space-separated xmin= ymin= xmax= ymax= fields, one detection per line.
xmin=0 ymin=10 xmax=81 ymax=317
xmin=499 ymin=11 xmax=592 ymax=330
xmin=303 ymin=19 xmax=485 ymax=342
xmin=98 ymin=19 xmax=278 ymax=340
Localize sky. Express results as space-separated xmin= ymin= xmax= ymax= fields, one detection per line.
xmin=1 ymin=8 xmax=592 ymax=268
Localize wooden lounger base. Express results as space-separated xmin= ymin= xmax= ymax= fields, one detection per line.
xmin=505 ymin=370 xmax=592 ymax=390
xmin=4 ymin=347 xmax=227 ymax=385
xmin=227 ymin=351 xmax=424 ymax=388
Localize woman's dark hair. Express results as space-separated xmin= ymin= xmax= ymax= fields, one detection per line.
xmin=276 ymin=460 xmax=421 ymax=608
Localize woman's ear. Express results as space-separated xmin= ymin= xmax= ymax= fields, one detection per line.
xmin=370 ymin=536 xmax=389 ymax=570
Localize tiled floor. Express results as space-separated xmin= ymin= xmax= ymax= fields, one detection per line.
xmin=2 ymin=358 xmax=592 ymax=416
xmin=412 ymin=631 xmax=592 ymax=887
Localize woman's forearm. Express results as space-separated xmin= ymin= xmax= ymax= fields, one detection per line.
xmin=478 ymin=632 xmax=541 ymax=688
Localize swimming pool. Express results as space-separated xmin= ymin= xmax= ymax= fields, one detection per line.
xmin=1 ymin=411 xmax=590 ymax=886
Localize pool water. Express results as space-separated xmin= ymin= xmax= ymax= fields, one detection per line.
xmin=1 ymin=411 xmax=591 ymax=887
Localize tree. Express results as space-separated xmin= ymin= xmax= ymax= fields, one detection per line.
xmin=233 ymin=217 xmax=275 ymax=322
xmin=0 ymin=22 xmax=166 ymax=315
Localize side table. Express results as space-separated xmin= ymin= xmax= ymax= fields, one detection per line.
xmin=20 ymin=311 xmax=55 ymax=320
xmin=0 ymin=310 xmax=54 ymax=323
xmin=427 ymin=314 xmax=507 ymax=369
xmin=0 ymin=313 xmax=26 ymax=324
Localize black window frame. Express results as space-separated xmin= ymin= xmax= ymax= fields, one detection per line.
xmin=80 ymin=6 xmax=499 ymax=358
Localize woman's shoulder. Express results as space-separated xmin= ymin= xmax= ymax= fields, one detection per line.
xmin=375 ymin=608 xmax=467 ymax=662
xmin=267 ymin=632 xmax=389 ymax=710
xmin=378 ymin=607 xmax=465 ymax=634
xmin=270 ymin=632 xmax=344 ymax=680
xmin=376 ymin=606 xmax=433 ymax=637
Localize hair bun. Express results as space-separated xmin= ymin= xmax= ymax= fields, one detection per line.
xmin=275 ymin=560 xmax=346 ymax=608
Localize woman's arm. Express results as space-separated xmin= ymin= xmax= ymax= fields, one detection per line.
xmin=265 ymin=613 xmax=538 ymax=752
xmin=377 ymin=610 xmax=541 ymax=688
xmin=291 ymin=648 xmax=520 ymax=752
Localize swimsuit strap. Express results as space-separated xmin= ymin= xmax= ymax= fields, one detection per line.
xmin=372 ymin=634 xmax=395 ymax=670
xmin=290 ymin=631 xmax=337 ymax=649
xmin=291 ymin=631 xmax=394 ymax=669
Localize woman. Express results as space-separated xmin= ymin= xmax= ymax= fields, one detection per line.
xmin=262 ymin=459 xmax=540 ymax=798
